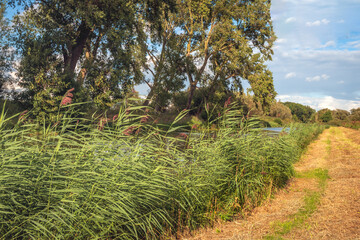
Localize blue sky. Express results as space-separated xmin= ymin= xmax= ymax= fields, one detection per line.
xmin=269 ymin=0 xmax=360 ymax=110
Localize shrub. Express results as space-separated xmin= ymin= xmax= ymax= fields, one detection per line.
xmin=320 ymin=110 xmax=332 ymax=123
xmin=274 ymin=118 xmax=283 ymax=126
xmin=269 ymin=101 xmax=292 ymax=120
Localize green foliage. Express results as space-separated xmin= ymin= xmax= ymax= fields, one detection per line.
xmin=321 ymin=108 xmax=360 ymax=128
xmin=12 ymin=0 xmax=176 ymax=110
xmin=0 ymin=2 xmax=13 ymax=98
xmin=269 ymin=101 xmax=292 ymax=120
xmin=7 ymin=0 xmax=277 ymax=117
xmin=0 ymin=104 xmax=325 ymax=239
xmin=274 ymin=118 xmax=283 ymax=126
xmin=284 ymin=102 xmax=315 ymax=123
xmin=172 ymin=86 xmax=234 ymax=119
xmin=238 ymin=93 xmax=264 ymax=117
xmin=349 ymin=108 xmax=360 ymax=121
xmin=341 ymin=121 xmax=360 ymax=129
xmin=173 ymin=0 xmax=276 ymax=109
xmin=319 ymin=110 xmax=332 ymax=123
xmin=332 ymin=109 xmax=350 ymax=120
xmin=248 ymin=69 xmax=277 ymax=113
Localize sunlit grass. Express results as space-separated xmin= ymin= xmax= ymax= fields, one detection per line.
xmin=265 ymin=169 xmax=329 ymax=239
xmin=0 ymin=103 xmax=325 ymax=239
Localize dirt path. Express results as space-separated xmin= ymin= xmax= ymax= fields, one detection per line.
xmin=182 ymin=127 xmax=360 ymax=240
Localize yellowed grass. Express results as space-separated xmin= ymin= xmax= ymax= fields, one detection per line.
xmin=182 ymin=127 xmax=360 ymax=240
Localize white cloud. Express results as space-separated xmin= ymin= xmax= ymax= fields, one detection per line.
xmin=337 ymin=80 xmax=345 ymax=84
xmin=281 ymin=0 xmax=318 ymax=4
xmin=285 ymin=72 xmax=296 ymax=79
xmin=276 ymin=38 xmax=287 ymax=44
xmin=280 ymin=49 xmax=360 ymax=63
xmin=321 ymin=40 xmax=336 ymax=48
xmin=348 ymin=40 xmax=360 ymax=48
xmin=306 ymin=18 xmax=330 ymax=26
xmin=305 ymin=74 xmax=330 ymax=82
xmin=277 ymin=95 xmax=360 ymax=111
xmin=306 ymin=76 xmax=321 ymax=82
xmin=321 ymin=74 xmax=330 ymax=80
xmin=285 ymin=17 xmax=296 ymax=23
xmin=321 ymin=19 xmax=330 ymax=24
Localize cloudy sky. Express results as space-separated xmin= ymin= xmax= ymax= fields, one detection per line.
xmin=269 ymin=0 xmax=360 ymax=110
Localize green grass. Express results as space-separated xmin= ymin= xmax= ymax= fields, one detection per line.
xmin=0 ymin=103 xmax=326 ymax=239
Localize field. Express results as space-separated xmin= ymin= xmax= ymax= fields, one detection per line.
xmin=0 ymin=105 xmax=325 ymax=239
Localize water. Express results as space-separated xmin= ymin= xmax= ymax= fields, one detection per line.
xmin=263 ymin=127 xmax=290 ymax=136
xmin=263 ymin=127 xmax=290 ymax=132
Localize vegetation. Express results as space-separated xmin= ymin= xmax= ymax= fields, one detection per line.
xmin=0 ymin=0 xmax=277 ymax=119
xmin=269 ymin=101 xmax=292 ymax=120
xmin=319 ymin=110 xmax=332 ymax=123
xmin=0 ymin=1 xmax=354 ymax=238
xmin=0 ymin=1 xmax=13 ymax=98
xmin=283 ymin=102 xmax=315 ymax=123
xmin=315 ymin=107 xmax=360 ymax=129
xmin=265 ymin=168 xmax=329 ymax=239
xmin=0 ymin=102 xmax=325 ymax=239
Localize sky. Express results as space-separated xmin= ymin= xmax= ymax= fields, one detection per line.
xmin=269 ymin=0 xmax=360 ymax=110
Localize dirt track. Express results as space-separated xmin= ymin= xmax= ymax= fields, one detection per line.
xmin=182 ymin=127 xmax=360 ymax=240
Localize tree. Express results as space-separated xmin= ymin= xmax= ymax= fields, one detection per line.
xmin=173 ymin=0 xmax=276 ymax=110
xmin=349 ymin=108 xmax=360 ymax=121
xmin=140 ymin=7 xmax=186 ymax=110
xmin=284 ymin=102 xmax=315 ymax=123
xmin=0 ymin=1 xmax=13 ymax=98
xmin=319 ymin=110 xmax=332 ymax=123
xmin=11 ymin=0 xmax=175 ymax=109
xmin=269 ymin=101 xmax=292 ymax=120
xmin=332 ymin=109 xmax=349 ymax=121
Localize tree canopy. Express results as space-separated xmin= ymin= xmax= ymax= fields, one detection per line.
xmin=3 ymin=0 xmax=277 ymax=117
xmin=284 ymin=102 xmax=315 ymax=123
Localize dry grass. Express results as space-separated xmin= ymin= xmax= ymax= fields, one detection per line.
xmin=181 ymin=178 xmax=315 ymax=240
xmin=182 ymin=127 xmax=360 ymax=240
xmin=285 ymin=127 xmax=360 ymax=240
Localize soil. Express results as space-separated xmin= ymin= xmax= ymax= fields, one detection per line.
xmin=181 ymin=127 xmax=360 ymax=240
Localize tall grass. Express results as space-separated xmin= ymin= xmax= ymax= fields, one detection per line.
xmin=0 ymin=103 xmax=325 ymax=239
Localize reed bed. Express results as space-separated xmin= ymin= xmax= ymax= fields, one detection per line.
xmin=0 ymin=104 xmax=325 ymax=239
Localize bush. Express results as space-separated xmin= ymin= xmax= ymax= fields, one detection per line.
xmin=274 ymin=118 xmax=283 ymax=126
xmin=320 ymin=110 xmax=332 ymax=122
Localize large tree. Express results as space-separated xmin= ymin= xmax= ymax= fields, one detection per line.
xmin=173 ymin=0 xmax=276 ymax=109
xmin=11 ymin=0 xmax=175 ymax=108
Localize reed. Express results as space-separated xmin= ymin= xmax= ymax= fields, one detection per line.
xmin=0 ymin=103 xmax=325 ymax=239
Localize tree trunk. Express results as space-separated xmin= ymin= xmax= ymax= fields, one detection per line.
xmin=64 ymin=21 xmax=93 ymax=79
xmin=143 ymin=87 xmax=155 ymax=106
xmin=186 ymin=82 xmax=197 ymax=109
